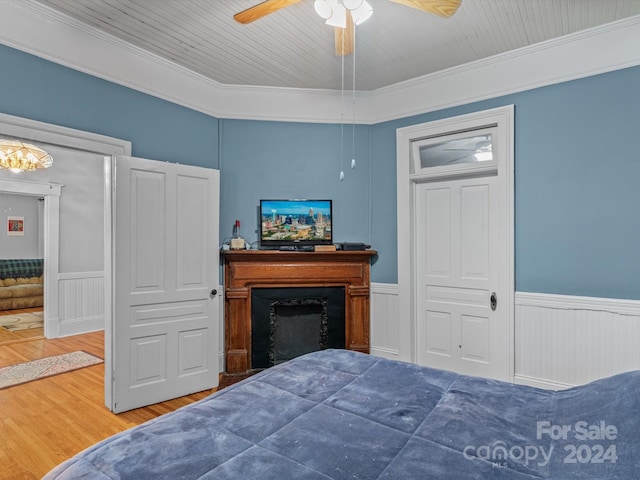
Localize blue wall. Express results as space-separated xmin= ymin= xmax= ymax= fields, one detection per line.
xmin=218 ymin=119 xmax=371 ymax=247
xmin=1 ymin=44 xmax=639 ymax=299
xmin=370 ymin=66 xmax=640 ymax=299
xmin=0 ymin=45 xmax=219 ymax=168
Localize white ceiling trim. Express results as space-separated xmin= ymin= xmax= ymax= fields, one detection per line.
xmin=1 ymin=1 xmax=640 ymax=125
xmin=364 ymin=15 xmax=640 ymax=123
xmin=1 ymin=1 xmax=226 ymax=119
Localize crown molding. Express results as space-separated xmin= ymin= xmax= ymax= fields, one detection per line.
xmin=0 ymin=1 xmax=223 ymax=117
xmin=362 ymin=15 xmax=640 ymax=123
xmin=1 ymin=1 xmax=639 ymax=125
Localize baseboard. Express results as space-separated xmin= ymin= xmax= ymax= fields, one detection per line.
xmin=513 ymin=374 xmax=574 ymax=391
xmin=57 ymin=315 xmax=104 ymax=338
xmin=370 ymin=346 xmax=402 ymax=359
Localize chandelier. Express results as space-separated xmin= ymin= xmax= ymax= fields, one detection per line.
xmin=0 ymin=140 xmax=53 ymax=173
xmin=314 ymin=0 xmax=373 ymax=28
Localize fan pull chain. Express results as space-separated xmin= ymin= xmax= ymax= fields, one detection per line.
xmin=340 ymin=25 xmax=346 ymax=182
xmin=351 ymin=26 xmax=356 ymax=170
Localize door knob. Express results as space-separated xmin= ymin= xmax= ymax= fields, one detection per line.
xmin=490 ymin=292 xmax=497 ymax=311
xmin=210 ymin=289 xmax=218 ymax=297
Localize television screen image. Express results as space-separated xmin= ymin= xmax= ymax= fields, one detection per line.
xmin=260 ymin=199 xmax=332 ymax=248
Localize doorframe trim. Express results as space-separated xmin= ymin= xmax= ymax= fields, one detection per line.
xmin=0 ymin=112 xmax=131 ymax=338
xmin=396 ymin=105 xmax=515 ymax=379
xmin=0 ymin=178 xmax=60 ymax=337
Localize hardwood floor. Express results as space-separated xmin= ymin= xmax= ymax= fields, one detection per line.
xmin=0 ymin=331 xmax=216 ymax=479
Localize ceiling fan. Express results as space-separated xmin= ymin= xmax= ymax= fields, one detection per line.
xmin=234 ymin=0 xmax=462 ymax=56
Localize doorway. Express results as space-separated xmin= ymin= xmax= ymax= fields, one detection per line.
xmin=0 ymin=193 xmax=46 ymax=344
xmin=0 ymin=178 xmax=61 ymax=342
xmin=0 ymin=112 xmax=130 ymax=340
xmin=396 ymin=106 xmax=515 ymax=381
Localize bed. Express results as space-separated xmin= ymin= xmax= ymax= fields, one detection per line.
xmin=44 ymin=349 xmax=639 ymax=479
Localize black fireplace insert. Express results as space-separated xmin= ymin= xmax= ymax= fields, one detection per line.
xmin=251 ymin=287 xmax=346 ymax=369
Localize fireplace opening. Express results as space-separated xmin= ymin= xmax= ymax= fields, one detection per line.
xmin=251 ymin=287 xmax=346 ymax=369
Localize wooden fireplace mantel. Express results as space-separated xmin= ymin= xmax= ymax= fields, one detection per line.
xmin=223 ymin=249 xmax=376 ymax=378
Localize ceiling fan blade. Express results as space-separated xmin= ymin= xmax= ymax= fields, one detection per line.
xmin=234 ymin=0 xmax=302 ymax=24
xmin=334 ymin=13 xmax=354 ymax=56
xmin=387 ymin=0 xmax=462 ymax=18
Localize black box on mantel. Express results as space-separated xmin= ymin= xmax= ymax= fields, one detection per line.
xmin=335 ymin=242 xmax=370 ymax=251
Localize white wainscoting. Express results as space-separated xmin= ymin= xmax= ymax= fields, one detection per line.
xmin=370 ymin=283 xmax=402 ymax=360
xmin=515 ymin=292 xmax=640 ymax=390
xmin=369 ymin=285 xmax=640 ymax=390
xmin=57 ymin=271 xmax=105 ymax=337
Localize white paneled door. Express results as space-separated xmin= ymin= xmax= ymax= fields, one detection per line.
xmin=397 ymin=106 xmax=514 ymax=380
xmin=107 ymin=155 xmax=220 ymax=413
xmin=415 ymin=174 xmax=508 ymax=380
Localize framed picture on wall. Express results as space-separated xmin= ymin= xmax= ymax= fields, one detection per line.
xmin=7 ymin=216 xmax=24 ymax=236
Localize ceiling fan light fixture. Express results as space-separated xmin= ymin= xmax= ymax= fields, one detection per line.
xmin=348 ymin=0 xmax=373 ymax=25
xmin=342 ymin=0 xmax=363 ymax=9
xmin=313 ymin=0 xmax=332 ymax=19
xmin=324 ymin=1 xmax=347 ymax=28
xmin=315 ymin=0 xmax=373 ymax=27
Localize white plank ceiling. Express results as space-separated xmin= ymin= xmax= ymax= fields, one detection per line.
xmin=31 ymin=0 xmax=640 ymax=91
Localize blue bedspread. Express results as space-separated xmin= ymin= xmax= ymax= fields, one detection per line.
xmin=44 ymin=350 xmax=639 ymax=479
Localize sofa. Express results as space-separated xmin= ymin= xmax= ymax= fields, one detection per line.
xmin=0 ymin=259 xmax=44 ymax=311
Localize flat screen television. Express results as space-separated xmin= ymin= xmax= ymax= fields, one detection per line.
xmin=259 ymin=199 xmax=332 ymax=249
